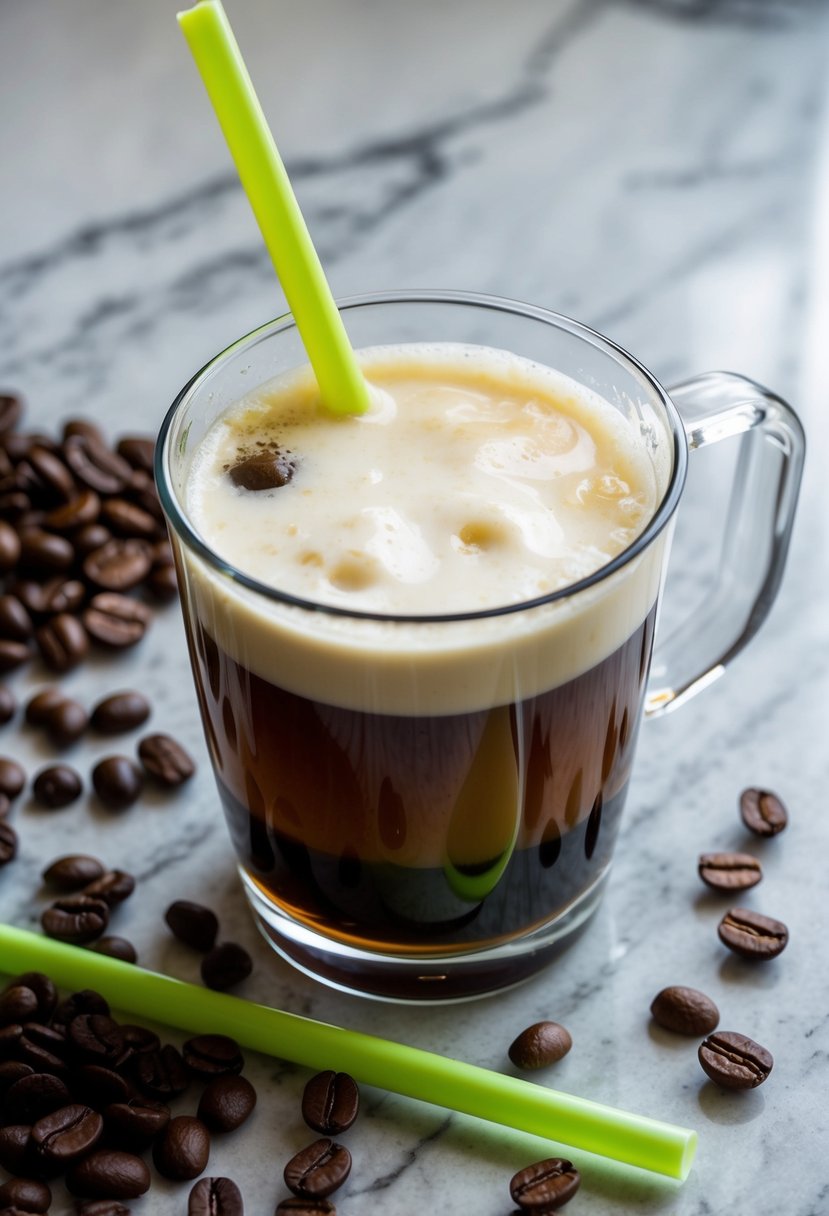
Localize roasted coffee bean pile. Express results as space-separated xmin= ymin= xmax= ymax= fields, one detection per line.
xmin=164 ymin=901 xmax=253 ymax=993
xmin=0 ymin=396 xmax=178 ymax=677
xmin=0 ymin=684 xmax=195 ymax=819
xmin=0 ymin=970 xmax=259 ymax=1212
xmin=269 ymin=1069 xmax=360 ymax=1213
xmin=650 ymin=785 xmax=791 ymax=1091
xmin=38 ymin=852 xmax=137 ymax=959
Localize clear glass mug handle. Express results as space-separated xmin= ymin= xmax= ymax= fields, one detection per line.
xmin=646 ymin=371 xmax=806 ymax=717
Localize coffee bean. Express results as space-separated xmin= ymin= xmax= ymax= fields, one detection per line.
xmin=509 ymin=1157 xmax=581 ymax=1210
xmin=718 ymin=907 xmax=789 ymax=960
xmin=17 ymin=504 xmax=47 ymax=531
xmin=11 ymin=581 xmax=48 ymax=619
xmin=32 ymin=764 xmax=83 ymax=809
xmin=104 ymin=1097 xmax=170 ymax=1151
xmin=0 ymin=1125 xmax=32 ymax=1174
xmin=91 ymin=936 xmax=137 ymax=964
xmin=0 ymin=1177 xmax=51 ymax=1213
xmin=31 ymin=1102 xmax=104 ymax=1169
xmin=0 ymin=822 xmax=18 ymax=867
xmin=24 ymin=687 xmax=64 ymax=726
xmin=101 ymin=497 xmax=159 ymax=540
xmin=52 ymin=989 xmax=110 ymax=1028
xmin=201 ymin=943 xmax=253 ymax=992
xmin=41 ymin=895 xmax=109 ymax=944
xmin=0 ymin=595 xmax=33 ymax=641
xmin=91 ymin=691 xmax=151 ymax=735
xmin=66 ymin=1148 xmax=151 ymax=1200
xmin=189 ymin=1177 xmax=244 ymax=1216
xmin=14 ymin=459 xmax=49 ymax=505
xmin=0 ymin=491 xmax=32 ymax=524
xmin=0 ymin=986 xmax=38 ymax=1025
xmin=650 ymin=986 xmax=720 ymax=1036
xmin=83 ymin=540 xmax=151 ymax=593
xmin=302 ymin=1071 xmax=359 ymax=1135
xmin=0 ymin=394 xmax=23 ymax=434
xmin=72 ymin=1063 xmax=132 ymax=1109
xmin=18 ymin=529 xmax=75 ymax=576
xmin=740 ymin=787 xmax=788 ymax=837
xmin=83 ymin=870 xmax=136 ymax=907
xmin=0 ymin=684 xmax=15 ymax=724
xmin=0 ymin=757 xmax=25 ymax=799
xmin=28 ymin=445 xmax=74 ymax=502
xmin=0 ymin=1062 xmax=34 ymax=1094
xmin=284 ymin=1139 xmax=351 ymax=1199
xmin=5 ymin=1072 xmax=71 ymax=1123
xmin=134 ymin=1044 xmax=189 ymax=1099
xmin=77 ymin=1201 xmax=132 ymax=1216
xmin=125 ymin=468 xmax=164 ymax=523
xmin=92 ymin=757 xmax=143 ymax=810
xmin=68 ymin=1013 xmax=125 ymax=1064
xmin=44 ymin=488 xmax=101 ymax=533
xmin=151 ymin=538 xmax=174 ymax=566
xmin=275 ymin=1201 xmax=335 ymax=1215
xmin=165 ymin=900 xmax=218 ymax=952
xmin=62 ymin=419 xmax=106 ymax=446
xmin=83 ymin=593 xmax=152 ymax=648
xmin=63 ymin=435 xmax=132 ymax=497
xmin=182 ymin=1035 xmax=244 ymax=1080
xmin=148 ymin=562 xmax=178 ymax=601
xmin=37 ymin=576 xmax=86 ymax=617
xmin=0 ymin=1023 xmax=23 ymax=1057
xmin=508 ymin=1022 xmax=572 ymax=1070
xmin=197 ymin=1075 xmax=257 ymax=1133
xmin=118 ymin=1023 xmax=160 ymax=1055
xmin=36 ymin=613 xmax=89 ymax=672
xmin=4 ymin=974 xmax=56 ymax=1022
xmin=229 ymin=448 xmax=295 ymax=491
xmin=698 ymin=852 xmax=762 ymax=892
xmin=698 ymin=1030 xmax=773 ymax=1090
xmin=42 ymin=854 xmax=105 ymax=891
xmin=0 ymin=640 xmax=31 ymax=673
xmin=153 ymin=1114 xmax=210 ymax=1181
xmin=17 ymin=1023 xmax=70 ymax=1073
xmin=25 ymin=688 xmax=88 ymax=746
xmin=45 ymin=696 xmax=88 ymax=746
xmin=0 ymin=520 xmax=20 ymax=573
xmin=138 ymin=733 xmax=195 ymax=786
xmin=116 ymin=436 xmax=155 ymax=474
xmin=73 ymin=522 xmax=112 ymax=557
xmin=0 ymin=1061 xmax=33 ymax=1093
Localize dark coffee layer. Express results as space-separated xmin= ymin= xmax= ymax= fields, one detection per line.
xmin=184 ymin=608 xmax=655 ymax=955
xmin=224 ymin=779 xmax=627 ymax=949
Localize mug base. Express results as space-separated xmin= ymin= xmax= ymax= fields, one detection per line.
xmin=240 ymin=866 xmax=609 ymax=1003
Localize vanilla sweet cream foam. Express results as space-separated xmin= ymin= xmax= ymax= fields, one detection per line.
xmin=176 ymin=343 xmax=671 ymax=714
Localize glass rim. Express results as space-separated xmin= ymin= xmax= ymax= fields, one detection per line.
xmin=155 ymin=289 xmax=688 ymax=624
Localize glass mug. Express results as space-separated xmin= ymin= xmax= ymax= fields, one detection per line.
xmin=156 ymin=292 xmax=804 ymax=1002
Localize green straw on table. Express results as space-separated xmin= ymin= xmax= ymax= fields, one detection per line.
xmin=0 ymin=925 xmax=696 ymax=1181
xmin=177 ymin=0 xmax=370 ymax=417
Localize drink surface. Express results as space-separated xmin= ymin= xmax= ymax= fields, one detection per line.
xmin=188 ymin=343 xmax=657 ymax=616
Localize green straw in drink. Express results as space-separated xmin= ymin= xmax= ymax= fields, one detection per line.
xmin=177 ymin=0 xmax=370 ymax=416
xmin=0 ymin=925 xmax=697 ymax=1181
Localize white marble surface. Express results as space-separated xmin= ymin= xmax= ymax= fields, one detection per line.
xmin=2 ymin=1 xmax=829 ymax=1212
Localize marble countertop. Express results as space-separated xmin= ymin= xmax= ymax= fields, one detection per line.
xmin=2 ymin=1 xmax=829 ymax=1213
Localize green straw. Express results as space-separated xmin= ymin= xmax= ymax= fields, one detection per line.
xmin=177 ymin=0 xmax=370 ymax=416
xmin=0 ymin=926 xmax=696 ymax=1180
